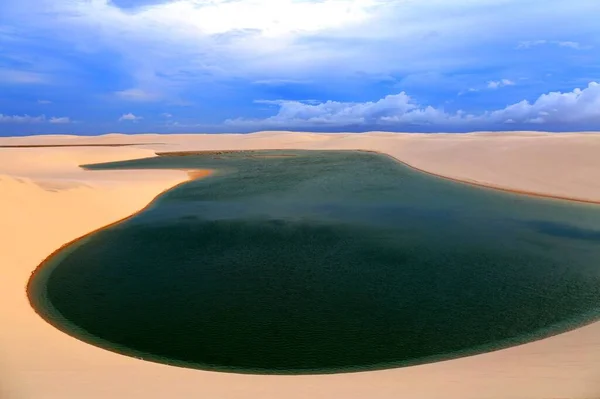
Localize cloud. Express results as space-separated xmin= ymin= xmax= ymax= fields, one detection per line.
xmin=458 ymin=87 xmax=480 ymax=95
xmin=17 ymin=0 xmax=575 ymax=93
xmin=49 ymin=116 xmax=71 ymax=124
xmin=118 ymin=112 xmax=143 ymax=122
xmin=110 ymin=0 xmax=168 ymax=10
xmin=227 ymin=92 xmax=441 ymax=127
xmin=106 ymin=0 xmax=381 ymax=37
xmin=251 ymin=79 xmax=310 ymax=86
xmin=161 ymin=113 xmax=172 ymax=118
xmin=253 ymin=99 xmax=322 ymax=105
xmin=115 ymin=88 xmax=161 ymax=102
xmin=0 ymin=114 xmax=46 ymax=123
xmin=516 ymin=40 xmax=548 ymax=49
xmin=487 ymin=79 xmax=515 ymax=89
xmin=0 ymin=68 xmax=48 ymax=84
xmin=163 ymin=120 xmax=214 ymax=129
xmin=2 ymin=0 xmax=595 ymax=120
xmin=0 ymin=114 xmax=70 ymax=123
xmin=555 ymin=41 xmax=586 ymax=49
xmin=227 ymin=82 xmax=600 ymax=128
xmin=485 ymin=82 xmax=600 ymax=124
xmin=37 ymin=99 xmax=52 ymax=104
xmin=3 ymin=0 xmax=600 ymax=132
xmin=27 ymin=0 xmax=386 ymax=87
xmin=517 ymin=40 xmax=591 ymax=50
xmin=460 ymin=79 xmax=515 ymax=94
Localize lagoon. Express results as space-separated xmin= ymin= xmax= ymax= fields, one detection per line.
xmin=28 ymin=150 xmax=600 ymax=374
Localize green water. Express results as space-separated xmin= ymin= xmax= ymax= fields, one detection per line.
xmin=28 ymin=150 xmax=600 ymax=374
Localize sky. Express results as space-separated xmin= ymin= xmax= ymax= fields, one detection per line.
xmin=0 ymin=0 xmax=599 ymax=135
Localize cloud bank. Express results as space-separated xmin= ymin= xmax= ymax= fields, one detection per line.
xmin=227 ymin=82 xmax=600 ymax=128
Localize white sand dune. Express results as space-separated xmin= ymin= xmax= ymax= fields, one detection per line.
xmin=1 ymin=131 xmax=600 ymax=399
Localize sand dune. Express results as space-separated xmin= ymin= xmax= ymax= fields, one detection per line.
xmin=1 ymin=131 xmax=600 ymax=399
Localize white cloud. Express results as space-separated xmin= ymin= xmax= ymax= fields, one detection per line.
xmin=0 ymin=114 xmax=71 ymax=123
xmin=228 ymin=92 xmax=445 ymax=127
xmin=487 ymin=79 xmax=515 ymax=89
xmin=485 ymin=82 xmax=600 ymax=124
xmin=118 ymin=112 xmax=143 ymax=122
xmin=517 ymin=40 xmax=591 ymax=50
xmin=227 ymin=82 xmax=600 ymax=127
xmin=37 ymin=99 xmax=52 ymax=104
xmin=49 ymin=116 xmax=71 ymax=124
xmin=115 ymin=88 xmax=161 ymax=101
xmin=161 ymin=113 xmax=173 ymax=118
xmin=107 ymin=0 xmax=381 ymax=38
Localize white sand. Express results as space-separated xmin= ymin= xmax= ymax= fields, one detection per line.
xmin=1 ymin=131 xmax=600 ymax=399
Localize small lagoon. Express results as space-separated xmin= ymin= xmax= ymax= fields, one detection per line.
xmin=28 ymin=150 xmax=600 ymax=374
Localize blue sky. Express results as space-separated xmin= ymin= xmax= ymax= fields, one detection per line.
xmin=0 ymin=0 xmax=599 ymax=135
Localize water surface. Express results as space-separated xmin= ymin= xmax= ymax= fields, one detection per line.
xmin=28 ymin=150 xmax=600 ymax=374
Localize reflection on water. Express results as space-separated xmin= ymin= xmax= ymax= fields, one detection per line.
xmin=527 ymin=221 xmax=600 ymax=241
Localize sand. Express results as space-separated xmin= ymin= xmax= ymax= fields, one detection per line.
xmin=1 ymin=131 xmax=600 ymax=399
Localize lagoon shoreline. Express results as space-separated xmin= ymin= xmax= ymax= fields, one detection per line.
xmin=364 ymin=149 xmax=600 ymax=206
